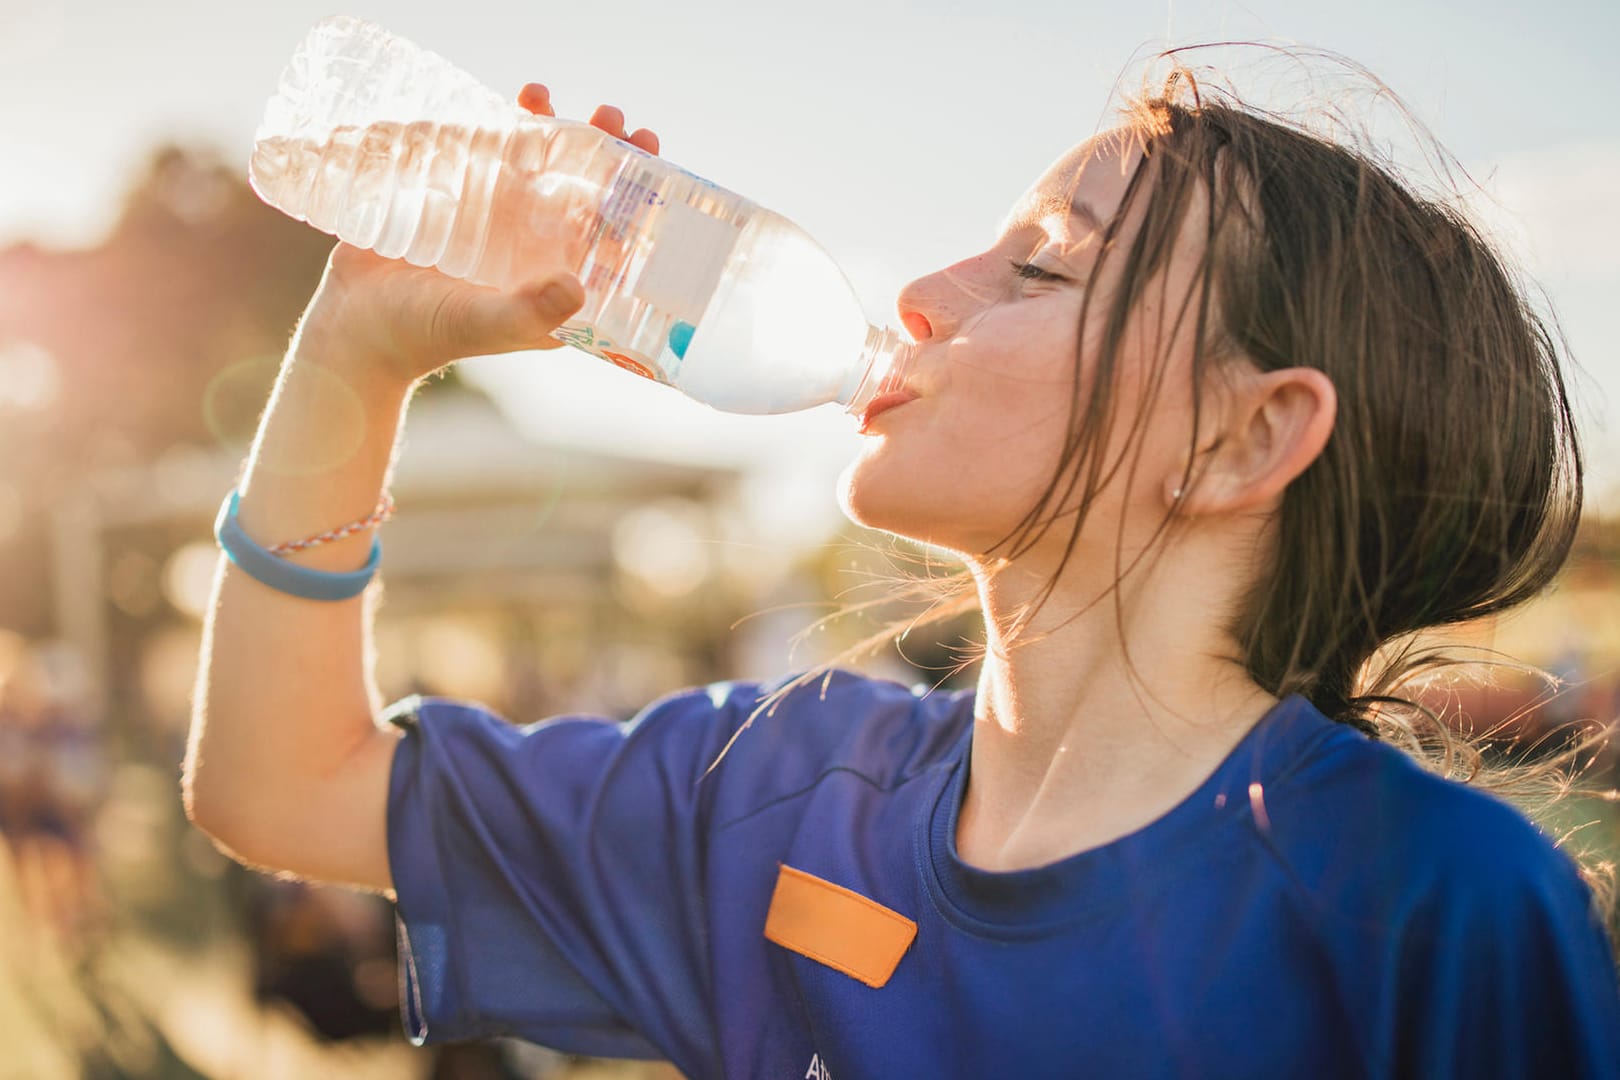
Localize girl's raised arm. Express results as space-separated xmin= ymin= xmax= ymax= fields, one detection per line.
xmin=182 ymin=91 xmax=658 ymax=894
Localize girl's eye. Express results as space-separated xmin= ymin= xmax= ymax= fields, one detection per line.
xmin=1007 ymin=258 xmax=1068 ymax=283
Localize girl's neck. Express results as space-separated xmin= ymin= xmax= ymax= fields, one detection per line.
xmin=956 ymin=553 xmax=1275 ymax=872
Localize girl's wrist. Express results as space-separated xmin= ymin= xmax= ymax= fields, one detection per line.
xmin=292 ymin=297 xmax=425 ymax=396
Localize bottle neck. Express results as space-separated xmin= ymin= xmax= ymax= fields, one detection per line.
xmin=840 ymin=325 xmax=916 ymax=416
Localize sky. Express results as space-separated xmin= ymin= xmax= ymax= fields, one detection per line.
xmin=2 ymin=0 xmax=1616 ymax=530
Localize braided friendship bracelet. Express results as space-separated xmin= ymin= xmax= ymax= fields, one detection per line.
xmin=213 ymin=489 xmax=386 ymax=602
xmin=268 ymin=493 xmax=396 ymax=554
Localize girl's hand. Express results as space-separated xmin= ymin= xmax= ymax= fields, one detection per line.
xmin=298 ymin=85 xmax=662 ymax=388
xmin=520 ymin=82 xmax=661 ymax=156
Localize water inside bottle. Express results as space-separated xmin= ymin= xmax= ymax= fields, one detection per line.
xmin=673 ymin=210 xmax=872 ymax=413
xmin=252 ymin=115 xmax=892 ymax=415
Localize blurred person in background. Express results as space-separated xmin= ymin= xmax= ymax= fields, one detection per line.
xmin=185 ymin=53 xmax=1620 ymax=1079
xmin=0 ymin=632 xmax=106 ymax=948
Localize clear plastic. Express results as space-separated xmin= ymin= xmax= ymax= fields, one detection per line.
xmin=249 ymin=15 xmax=913 ymax=416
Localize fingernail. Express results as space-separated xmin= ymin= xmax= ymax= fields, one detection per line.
xmin=538 ymin=281 xmax=577 ymax=317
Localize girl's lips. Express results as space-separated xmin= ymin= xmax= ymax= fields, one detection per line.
xmin=858 ymin=390 xmax=920 ymax=434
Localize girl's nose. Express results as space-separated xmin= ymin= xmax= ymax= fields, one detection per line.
xmin=897 ymin=255 xmax=997 ymax=342
xmin=899 ymin=309 xmax=934 ymax=342
xmin=896 ymin=270 xmax=959 ymax=342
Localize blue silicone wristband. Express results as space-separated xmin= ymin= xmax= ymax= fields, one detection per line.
xmin=214 ymin=489 xmax=381 ymax=602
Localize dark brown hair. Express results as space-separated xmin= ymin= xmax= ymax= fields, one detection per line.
xmin=758 ymin=56 xmax=1615 ymax=925
xmin=1122 ymin=85 xmax=1581 ymax=724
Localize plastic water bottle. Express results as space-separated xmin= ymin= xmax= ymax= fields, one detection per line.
xmin=249 ymin=15 xmax=914 ymax=416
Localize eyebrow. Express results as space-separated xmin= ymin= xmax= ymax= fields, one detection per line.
xmin=1068 ymin=196 xmax=1106 ymax=233
xmin=1002 ymin=192 xmax=1107 ymax=236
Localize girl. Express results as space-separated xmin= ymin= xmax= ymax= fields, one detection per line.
xmin=185 ymin=67 xmax=1620 ymax=1078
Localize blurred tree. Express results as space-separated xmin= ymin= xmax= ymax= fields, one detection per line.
xmin=0 ymin=142 xmax=468 ymax=635
xmin=2 ymin=145 xmax=323 ymax=469
xmin=1574 ymin=514 xmax=1620 ymax=570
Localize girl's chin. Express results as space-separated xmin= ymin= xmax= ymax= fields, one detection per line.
xmin=838 ymin=471 xmax=952 ymax=547
xmin=834 ymin=461 xmax=874 ymax=528
xmin=837 ymin=472 xmax=900 ymax=534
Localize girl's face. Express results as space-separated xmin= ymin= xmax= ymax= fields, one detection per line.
xmin=840 ymin=130 xmax=1212 ymax=571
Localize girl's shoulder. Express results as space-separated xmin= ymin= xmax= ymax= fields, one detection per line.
xmin=1264 ymin=715 xmax=1599 ymax=928
xmin=1258 ymin=713 xmax=1620 ymax=1066
xmin=645 ymin=668 xmax=976 ymax=811
xmin=386 ymin=668 xmax=973 ymax=809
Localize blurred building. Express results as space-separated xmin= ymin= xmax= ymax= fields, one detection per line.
xmin=60 ymin=387 xmax=749 ymax=740
xmin=0 ymin=142 xmax=759 ymax=1078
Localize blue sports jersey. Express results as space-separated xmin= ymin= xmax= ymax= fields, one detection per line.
xmin=385 ymin=672 xmax=1620 ymax=1078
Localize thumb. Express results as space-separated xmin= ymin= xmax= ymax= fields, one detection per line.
xmin=448 ymin=275 xmax=586 ymax=356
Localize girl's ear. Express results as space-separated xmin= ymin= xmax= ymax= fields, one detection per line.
xmin=1169 ymin=367 xmax=1337 ymax=513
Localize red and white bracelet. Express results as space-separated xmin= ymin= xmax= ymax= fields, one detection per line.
xmin=267 ymin=493 xmax=397 ymax=555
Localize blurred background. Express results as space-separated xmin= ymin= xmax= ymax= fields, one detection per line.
xmin=1 ymin=0 xmax=1616 ymax=1076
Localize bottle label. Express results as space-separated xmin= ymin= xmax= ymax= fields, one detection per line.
xmin=594 ymin=162 xmax=745 ymax=325
xmin=593 ymin=155 xmax=724 ymax=247
xmin=636 ymin=199 xmax=738 ymax=324
xmin=564 ymin=154 xmax=751 ymax=390
xmin=552 ymin=320 xmax=667 ymax=384
xmin=595 ymin=165 xmax=667 ymax=246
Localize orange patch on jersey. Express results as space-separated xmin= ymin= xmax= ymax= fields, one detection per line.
xmin=763 ymin=864 xmax=917 ymax=988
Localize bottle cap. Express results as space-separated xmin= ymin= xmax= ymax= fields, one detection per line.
xmin=841 ymin=325 xmax=916 ymax=417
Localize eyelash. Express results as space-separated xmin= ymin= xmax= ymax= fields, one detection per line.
xmin=1007 ymin=259 xmax=1068 ymax=283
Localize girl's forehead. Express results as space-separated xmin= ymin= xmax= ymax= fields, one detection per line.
xmin=1000 ymin=129 xmax=1145 ymax=237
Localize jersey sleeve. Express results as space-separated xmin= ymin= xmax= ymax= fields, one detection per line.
xmin=383 ymin=684 xmax=759 ymax=1072
xmin=1392 ymin=832 xmax=1620 ymax=1078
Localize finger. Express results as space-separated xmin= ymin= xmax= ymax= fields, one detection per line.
xmin=430 ymin=275 xmax=584 ymax=358
xmin=589 ymin=104 xmax=627 ymax=139
xmin=499 ymin=276 xmax=586 ymax=350
xmin=627 ymin=128 xmax=660 ymax=156
xmin=517 ymin=83 xmax=554 ymax=116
